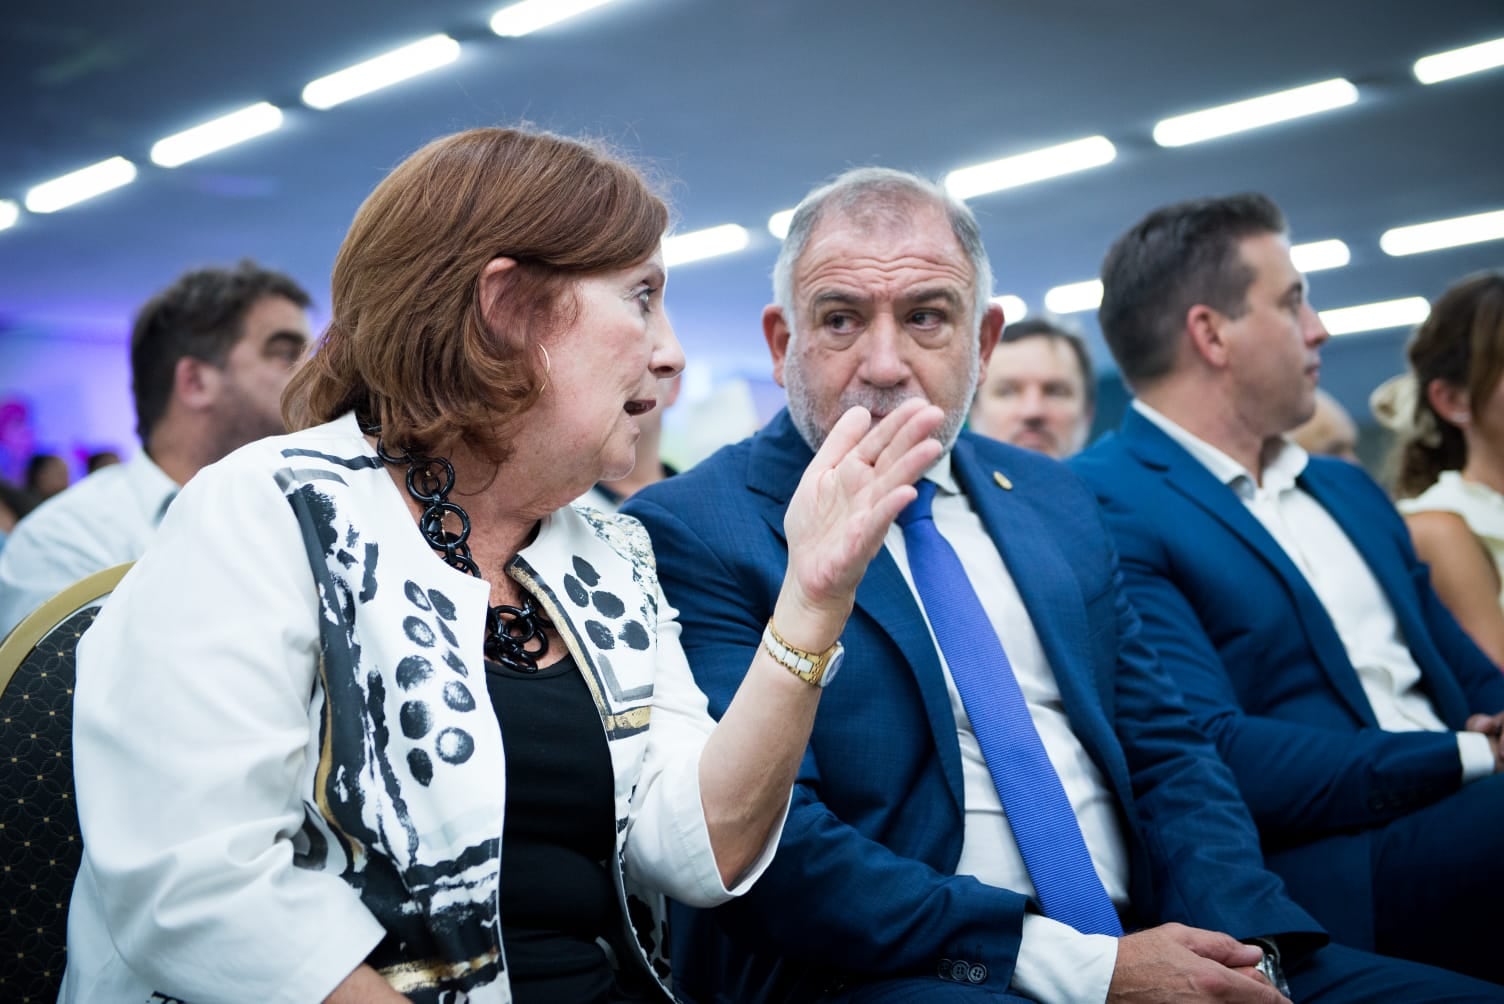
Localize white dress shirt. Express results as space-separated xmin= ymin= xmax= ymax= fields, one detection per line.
xmin=1133 ymin=401 xmax=1493 ymax=781
xmin=883 ymin=456 xmax=1124 ymax=1004
xmin=0 ymin=449 xmax=177 ymax=638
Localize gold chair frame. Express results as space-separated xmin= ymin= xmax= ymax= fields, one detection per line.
xmin=0 ymin=562 xmax=133 ymax=687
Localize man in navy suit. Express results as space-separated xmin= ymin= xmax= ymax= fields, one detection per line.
xmin=625 ymin=171 xmax=1498 ymax=1002
xmin=1073 ymin=192 xmax=1504 ymax=984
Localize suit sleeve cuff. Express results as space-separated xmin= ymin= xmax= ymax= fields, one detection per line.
xmin=1458 ymin=731 xmax=1495 ymax=783
xmin=1009 ymin=913 xmax=1117 ymax=1004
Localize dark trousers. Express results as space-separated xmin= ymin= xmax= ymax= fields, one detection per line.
xmin=823 ymin=978 xmax=1029 ymax=1002
xmin=1289 ymin=943 xmax=1503 ymax=1001
xmin=816 ymin=944 xmax=1502 ymax=1002
xmin=1371 ymin=773 xmax=1504 ymax=984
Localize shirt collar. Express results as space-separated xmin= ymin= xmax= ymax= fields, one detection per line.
xmin=922 ymin=452 xmax=962 ymax=498
xmin=126 ymin=449 xmax=181 ymax=525
xmin=1132 ymin=399 xmax=1308 ymax=499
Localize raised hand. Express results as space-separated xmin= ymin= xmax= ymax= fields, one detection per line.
xmin=695 ymin=399 xmax=945 ymax=885
xmin=780 ymin=400 xmax=945 ymax=632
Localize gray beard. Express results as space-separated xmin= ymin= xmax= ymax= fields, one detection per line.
xmin=783 ymin=344 xmax=976 ymax=455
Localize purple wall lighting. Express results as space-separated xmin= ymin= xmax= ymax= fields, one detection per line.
xmin=0 ymin=328 xmax=136 ymax=484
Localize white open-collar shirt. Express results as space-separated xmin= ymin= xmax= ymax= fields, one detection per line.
xmin=1133 ymin=399 xmax=1492 ymax=782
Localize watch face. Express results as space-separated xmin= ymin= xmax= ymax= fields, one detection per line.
xmin=821 ymin=644 xmax=845 ymax=686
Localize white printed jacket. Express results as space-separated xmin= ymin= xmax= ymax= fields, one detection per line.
xmin=61 ymin=413 xmax=780 ymax=1003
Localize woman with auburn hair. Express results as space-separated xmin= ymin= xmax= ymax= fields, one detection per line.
xmin=61 ymin=128 xmax=945 ymax=1003
xmin=1380 ymin=270 xmax=1504 ymax=667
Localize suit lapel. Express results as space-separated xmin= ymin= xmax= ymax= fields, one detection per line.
xmin=751 ymin=411 xmax=967 ymax=811
xmin=1119 ymin=411 xmax=1377 ymax=726
xmin=1299 ymin=465 xmax=1472 ymax=726
xmin=951 ymin=438 xmax=1135 ymax=802
xmin=853 ymin=551 xmax=969 ymax=810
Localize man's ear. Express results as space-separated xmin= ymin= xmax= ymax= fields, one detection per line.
xmin=975 ymin=301 xmax=1005 ymax=386
xmin=763 ymin=304 xmax=793 ymax=388
xmin=1426 ymin=377 xmax=1472 ymax=428
xmin=173 ymin=356 xmax=220 ymax=411
xmin=1185 ymin=303 xmax=1230 ymax=369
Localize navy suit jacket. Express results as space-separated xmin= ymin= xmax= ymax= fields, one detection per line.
xmin=625 ymin=410 xmax=1321 ymax=1002
xmin=1072 ymin=408 xmax=1504 ymax=947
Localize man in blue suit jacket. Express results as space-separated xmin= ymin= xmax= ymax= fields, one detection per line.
xmin=1073 ymin=192 xmax=1504 ymax=984
xmin=626 ymin=171 xmax=1496 ymax=1002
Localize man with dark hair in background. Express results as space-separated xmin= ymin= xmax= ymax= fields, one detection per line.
xmin=0 ymin=260 xmax=311 ymax=636
xmin=970 ymin=317 xmax=1096 ymax=459
xmin=1073 ymin=193 xmax=1504 ymax=983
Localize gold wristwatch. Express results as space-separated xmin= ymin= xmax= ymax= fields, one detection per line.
xmin=761 ymin=620 xmax=844 ymax=688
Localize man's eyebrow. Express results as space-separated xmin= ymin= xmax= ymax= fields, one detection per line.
xmin=808 ymin=290 xmax=869 ymax=310
xmin=905 ymin=286 xmax=965 ymax=309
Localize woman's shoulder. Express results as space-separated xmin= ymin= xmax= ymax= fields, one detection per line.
xmin=196 ymin=413 xmax=372 ymax=482
xmin=169 ymin=415 xmax=393 ymax=544
xmin=1404 ymin=506 xmax=1485 ymax=560
xmin=1399 ymin=471 xmax=1504 ymax=533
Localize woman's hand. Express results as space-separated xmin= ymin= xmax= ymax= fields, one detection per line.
xmin=694 ymin=399 xmax=944 ymax=886
xmin=777 ymin=399 xmax=945 ymax=644
xmin=325 ymin=964 xmax=412 ymax=1003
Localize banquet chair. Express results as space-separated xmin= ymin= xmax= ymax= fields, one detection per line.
xmin=0 ymin=562 xmax=132 ymax=1000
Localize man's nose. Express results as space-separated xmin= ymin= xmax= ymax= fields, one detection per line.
xmin=858 ymin=318 xmax=909 ymax=387
xmin=1302 ymin=303 xmax=1329 ymax=349
xmin=1019 ymin=386 xmax=1049 ymax=417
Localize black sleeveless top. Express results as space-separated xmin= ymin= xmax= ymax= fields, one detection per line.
xmin=488 ymin=654 xmax=658 ymax=1003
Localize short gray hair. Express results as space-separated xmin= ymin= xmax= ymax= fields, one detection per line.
xmin=772 ymin=167 xmax=993 ymax=338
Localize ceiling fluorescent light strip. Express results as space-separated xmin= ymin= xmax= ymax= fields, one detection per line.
xmin=1043 ymin=279 xmax=1103 ymax=315
xmin=0 ymin=199 xmax=18 ymax=231
xmin=945 ymin=136 xmax=1116 ymax=200
xmin=491 ymin=0 xmax=617 ymax=36
xmin=1414 ymin=36 xmax=1504 ymax=84
xmin=1380 ymin=209 xmax=1504 ymax=256
xmin=24 ymin=157 xmax=138 ymax=214
xmin=992 ymin=294 xmax=1028 ymax=320
xmin=302 ymin=35 xmax=461 ymax=110
xmin=150 ymin=102 xmax=284 ymax=168
xmin=663 ymin=224 xmax=750 ymax=267
xmin=1320 ymin=297 xmax=1430 ymax=336
xmin=767 ymin=209 xmax=796 ymax=240
xmin=1289 ymin=239 xmax=1350 ymax=273
xmin=1152 ymin=78 xmax=1358 ymax=147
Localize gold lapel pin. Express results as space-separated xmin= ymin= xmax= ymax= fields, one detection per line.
xmin=993 ymin=471 xmax=1013 ymax=491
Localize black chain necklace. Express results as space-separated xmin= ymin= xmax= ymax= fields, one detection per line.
xmin=373 ymin=431 xmax=551 ymax=673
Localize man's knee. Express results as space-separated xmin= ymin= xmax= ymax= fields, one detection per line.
xmin=1290 ymin=943 xmax=1504 ymax=1001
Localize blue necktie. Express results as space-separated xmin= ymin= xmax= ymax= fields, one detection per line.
xmin=897 ymin=479 xmax=1123 ymax=936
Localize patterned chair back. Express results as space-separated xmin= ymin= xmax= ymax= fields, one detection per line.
xmin=0 ymin=562 xmax=132 ymax=1001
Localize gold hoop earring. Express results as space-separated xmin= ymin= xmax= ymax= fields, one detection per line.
xmin=538 ymin=343 xmax=551 ymax=394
